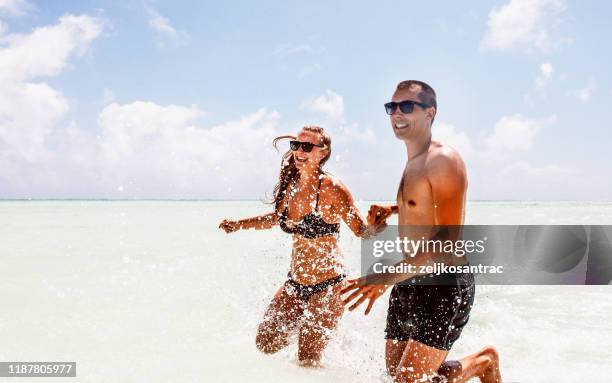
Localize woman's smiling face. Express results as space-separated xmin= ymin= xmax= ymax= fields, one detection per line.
xmin=292 ymin=129 xmax=328 ymax=172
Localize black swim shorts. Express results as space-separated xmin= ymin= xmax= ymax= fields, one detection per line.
xmin=384 ymin=272 xmax=475 ymax=351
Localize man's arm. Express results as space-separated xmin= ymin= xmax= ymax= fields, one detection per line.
xmin=365 ymin=155 xmax=467 ymax=284
xmin=342 ymin=154 xmax=468 ymax=310
xmin=428 ymin=154 xmax=467 ymax=225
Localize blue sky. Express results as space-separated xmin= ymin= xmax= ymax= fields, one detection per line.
xmin=0 ymin=0 xmax=610 ymax=200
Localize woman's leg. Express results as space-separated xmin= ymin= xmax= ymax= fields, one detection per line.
xmin=297 ymin=282 xmax=345 ymax=366
xmin=255 ymin=282 xmax=305 ymax=354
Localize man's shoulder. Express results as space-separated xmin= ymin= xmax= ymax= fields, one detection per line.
xmin=424 ymin=142 xmax=467 ymax=188
xmin=426 ymin=141 xmax=466 ymax=174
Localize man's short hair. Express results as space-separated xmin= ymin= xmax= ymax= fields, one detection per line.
xmin=396 ymin=80 xmax=437 ymax=124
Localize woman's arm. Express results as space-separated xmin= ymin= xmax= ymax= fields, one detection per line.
xmin=333 ymin=181 xmax=382 ymax=238
xmin=219 ymin=212 xmax=279 ymax=233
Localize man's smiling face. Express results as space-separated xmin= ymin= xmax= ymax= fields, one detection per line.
xmin=390 ymin=84 xmax=435 ymax=141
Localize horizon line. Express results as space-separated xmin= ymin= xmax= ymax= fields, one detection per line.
xmin=1 ymin=198 xmax=611 ymax=203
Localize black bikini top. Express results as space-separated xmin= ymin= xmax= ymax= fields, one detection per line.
xmin=278 ymin=175 xmax=340 ymax=239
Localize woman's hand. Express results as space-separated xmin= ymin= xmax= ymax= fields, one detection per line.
xmin=219 ymin=219 xmax=240 ymax=233
xmin=341 ymin=277 xmax=390 ymax=315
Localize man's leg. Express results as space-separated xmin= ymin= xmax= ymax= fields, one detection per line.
xmin=385 ymin=339 xmax=408 ymax=377
xmin=439 ymin=346 xmax=501 ymax=383
xmin=387 ymin=339 xmax=501 ymax=383
xmin=394 ymin=339 xmax=448 ymax=382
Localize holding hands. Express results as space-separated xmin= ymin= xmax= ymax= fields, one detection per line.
xmin=367 ymin=204 xmax=396 ymax=226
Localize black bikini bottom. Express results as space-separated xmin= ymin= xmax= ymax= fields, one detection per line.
xmin=285 ymin=273 xmax=346 ymax=301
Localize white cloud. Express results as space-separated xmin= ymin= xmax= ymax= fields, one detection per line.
xmin=524 ymin=62 xmax=555 ymax=104
xmin=535 ymin=62 xmax=554 ymax=89
xmin=0 ymin=14 xmax=104 ymax=82
xmin=0 ymin=8 xmax=596 ymax=200
xmin=0 ymin=14 xmax=104 ymax=167
xmin=301 ymin=90 xmax=344 ymax=122
xmin=0 ymin=81 xmax=68 ymax=163
xmin=481 ymin=114 xmax=556 ymax=161
xmin=433 ymin=123 xmax=474 ymax=159
xmin=146 ymin=7 xmax=190 ymax=46
xmin=574 ymin=79 xmax=597 ymax=102
xmin=147 ymin=8 xmax=176 ymax=36
xmin=500 ymin=161 xmax=578 ymax=178
xmin=0 ymin=0 xmax=29 ymax=16
xmin=426 ymin=116 xmax=553 ymax=163
xmin=430 ymin=118 xmax=583 ymax=200
xmin=481 ymin=0 xmax=568 ymax=52
xmin=0 ymin=13 xmax=306 ymax=199
xmin=540 ymin=63 xmax=554 ymax=77
xmin=485 ymin=161 xmax=581 ymax=199
xmin=0 ymin=14 xmax=104 ymax=197
xmin=94 ymin=103 xmax=281 ymax=198
xmin=3 ymin=97 xmax=283 ymax=198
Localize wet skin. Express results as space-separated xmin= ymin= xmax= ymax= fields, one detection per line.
xmin=220 ymin=128 xmax=381 ymax=366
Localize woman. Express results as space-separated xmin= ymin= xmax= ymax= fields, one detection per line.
xmin=219 ymin=125 xmax=374 ymax=366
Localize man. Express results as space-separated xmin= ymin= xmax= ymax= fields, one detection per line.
xmin=342 ymin=80 xmax=501 ymax=383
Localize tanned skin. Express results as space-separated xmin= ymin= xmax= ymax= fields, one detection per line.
xmin=220 ymin=128 xmax=382 ymax=366
xmin=341 ymin=83 xmax=501 ymax=382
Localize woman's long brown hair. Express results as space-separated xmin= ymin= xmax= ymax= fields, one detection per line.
xmin=271 ymin=126 xmax=332 ymax=212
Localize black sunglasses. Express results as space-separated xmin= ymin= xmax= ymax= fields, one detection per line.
xmin=289 ymin=140 xmax=324 ymax=153
xmin=384 ymin=100 xmax=431 ymax=115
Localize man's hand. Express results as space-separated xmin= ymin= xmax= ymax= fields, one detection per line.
xmin=219 ymin=219 xmax=240 ymax=233
xmin=367 ymin=204 xmax=395 ymax=225
xmin=341 ymin=277 xmax=390 ymax=315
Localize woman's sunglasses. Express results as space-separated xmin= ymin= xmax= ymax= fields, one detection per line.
xmin=289 ymin=140 xmax=324 ymax=153
xmin=384 ymin=100 xmax=431 ymax=115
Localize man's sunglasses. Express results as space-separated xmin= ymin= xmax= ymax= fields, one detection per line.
xmin=289 ymin=140 xmax=325 ymax=153
xmin=384 ymin=100 xmax=431 ymax=115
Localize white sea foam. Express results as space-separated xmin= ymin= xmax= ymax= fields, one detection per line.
xmin=0 ymin=200 xmax=611 ymax=382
